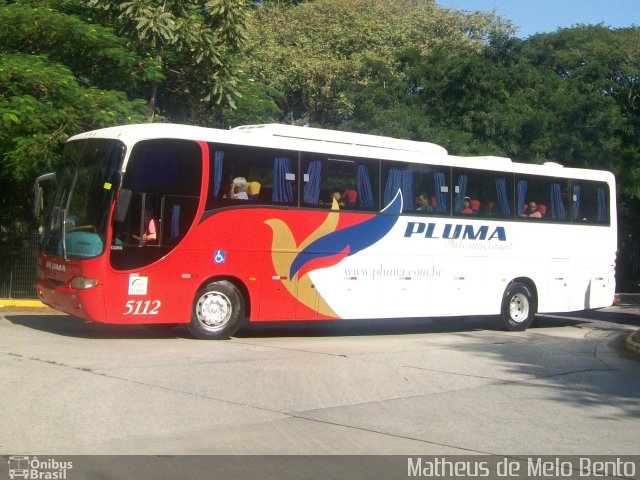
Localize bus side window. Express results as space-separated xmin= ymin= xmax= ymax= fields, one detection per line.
xmin=452 ymin=168 xmax=514 ymax=218
xmin=517 ymin=175 xmax=569 ymax=221
xmin=413 ymin=168 xmax=450 ymax=215
xmin=572 ymin=181 xmax=609 ymax=224
xmin=302 ymin=155 xmax=378 ymax=211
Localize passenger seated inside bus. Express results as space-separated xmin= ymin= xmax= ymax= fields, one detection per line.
xmin=416 ymin=193 xmax=432 ymax=213
xmin=331 ymin=191 xmax=345 ymax=207
xmin=227 ymin=177 xmax=248 ymax=200
xmin=461 ymin=197 xmax=473 ymax=214
xmin=525 ymin=201 xmax=543 ymax=218
xmin=247 ymin=180 xmax=261 ymax=200
xmin=321 ymin=191 xmax=345 ymax=208
xmin=483 ymin=201 xmax=496 ymax=216
xmin=341 ymin=188 xmax=358 ymax=207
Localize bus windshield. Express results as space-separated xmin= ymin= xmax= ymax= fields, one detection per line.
xmin=41 ymin=139 xmax=125 ymax=259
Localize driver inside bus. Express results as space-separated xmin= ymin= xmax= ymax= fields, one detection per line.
xmin=133 ymin=210 xmax=157 ymax=244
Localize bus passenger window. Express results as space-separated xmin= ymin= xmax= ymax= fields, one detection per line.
xmin=516 ymin=175 xmax=568 ymax=221
xmin=571 ymin=181 xmax=609 ymax=224
xmin=302 ymin=155 xmax=377 ymax=211
xmin=452 ymin=168 xmax=514 ymax=218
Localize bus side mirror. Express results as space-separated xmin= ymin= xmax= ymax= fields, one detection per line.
xmin=33 ymin=172 xmax=56 ymax=219
xmin=114 ymin=188 xmax=132 ymax=223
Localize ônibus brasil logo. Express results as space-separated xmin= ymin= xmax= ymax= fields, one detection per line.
xmin=7 ymin=456 xmax=73 ymax=480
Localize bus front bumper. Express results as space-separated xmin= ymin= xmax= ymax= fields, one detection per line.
xmin=36 ymin=280 xmax=107 ymax=323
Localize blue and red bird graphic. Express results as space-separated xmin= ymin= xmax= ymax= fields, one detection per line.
xmin=289 ymin=190 xmax=403 ymax=280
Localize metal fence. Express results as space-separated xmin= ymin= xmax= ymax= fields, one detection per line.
xmin=0 ymin=230 xmax=40 ymax=299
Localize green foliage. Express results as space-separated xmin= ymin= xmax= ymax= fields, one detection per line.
xmin=245 ymin=0 xmax=514 ymax=125
xmin=525 ymin=26 xmax=640 ymax=199
xmin=0 ymin=2 xmax=139 ymax=91
xmin=335 ymin=28 xmax=638 ymax=200
xmin=0 ymin=2 xmax=150 ymax=229
xmin=83 ymin=0 xmax=250 ymax=119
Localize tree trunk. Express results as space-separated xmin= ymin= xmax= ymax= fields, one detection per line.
xmin=147 ymin=81 xmax=158 ymax=123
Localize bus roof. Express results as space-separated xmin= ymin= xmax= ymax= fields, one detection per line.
xmin=232 ymin=124 xmax=448 ymax=155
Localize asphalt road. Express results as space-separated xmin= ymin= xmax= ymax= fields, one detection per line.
xmin=1 ymin=305 xmax=639 ymax=459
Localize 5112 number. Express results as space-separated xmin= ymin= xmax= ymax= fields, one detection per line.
xmin=123 ymin=300 xmax=161 ymax=315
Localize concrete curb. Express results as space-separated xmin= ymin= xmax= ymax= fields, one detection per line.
xmin=0 ymin=299 xmax=46 ymax=308
xmin=615 ymin=293 xmax=640 ymax=306
xmin=627 ymin=330 xmax=640 ymax=355
xmin=614 ymin=294 xmax=640 ymax=356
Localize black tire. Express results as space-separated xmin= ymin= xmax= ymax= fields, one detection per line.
xmin=501 ymin=282 xmax=536 ymax=331
xmin=188 ymin=280 xmax=245 ymax=340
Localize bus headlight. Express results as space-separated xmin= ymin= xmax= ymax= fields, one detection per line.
xmin=71 ymin=276 xmax=98 ymax=290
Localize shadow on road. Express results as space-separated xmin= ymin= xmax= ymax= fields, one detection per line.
xmin=2 ymin=310 xmax=602 ymax=340
xmin=4 ymin=314 xmax=189 ymax=340
xmin=2 ymin=305 xmax=637 ymax=342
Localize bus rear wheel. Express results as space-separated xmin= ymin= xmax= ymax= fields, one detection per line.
xmin=501 ymin=282 xmax=536 ymax=331
xmin=188 ymin=280 xmax=245 ymax=340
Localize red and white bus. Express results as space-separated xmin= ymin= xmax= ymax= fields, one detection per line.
xmin=34 ymin=123 xmax=617 ymax=339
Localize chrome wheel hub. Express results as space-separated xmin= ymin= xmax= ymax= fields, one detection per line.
xmin=196 ymin=292 xmax=232 ymax=331
xmin=509 ymin=293 xmax=529 ymax=323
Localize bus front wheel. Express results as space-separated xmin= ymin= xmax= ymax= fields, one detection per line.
xmin=501 ymin=282 xmax=536 ymax=331
xmin=189 ymin=280 xmax=245 ymax=340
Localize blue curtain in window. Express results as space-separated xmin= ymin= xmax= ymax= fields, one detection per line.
xmin=434 ymin=172 xmax=448 ymax=213
xmin=597 ymin=187 xmax=607 ymax=222
xmin=273 ymin=157 xmax=293 ymax=204
xmin=384 ymin=168 xmax=402 ymax=206
xmin=516 ymin=180 xmax=527 ymax=216
xmin=170 ymin=204 xmax=180 ymax=241
xmin=356 ymin=163 xmax=375 ymax=209
xmin=385 ymin=168 xmax=413 ymax=210
xmin=303 ymin=160 xmax=322 ymax=205
xmin=495 ymin=177 xmax=511 ymax=217
xmin=571 ymin=184 xmax=581 ymax=221
xmin=454 ymin=174 xmax=468 ymax=214
xmin=401 ymin=170 xmax=413 ymax=212
xmin=550 ymin=183 xmax=567 ymax=220
xmin=212 ymin=150 xmax=224 ymax=197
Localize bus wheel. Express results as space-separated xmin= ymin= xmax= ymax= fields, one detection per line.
xmin=501 ymin=282 xmax=536 ymax=331
xmin=189 ymin=281 xmax=245 ymax=340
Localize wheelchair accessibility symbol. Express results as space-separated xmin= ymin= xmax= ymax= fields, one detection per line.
xmin=214 ymin=250 xmax=226 ymax=264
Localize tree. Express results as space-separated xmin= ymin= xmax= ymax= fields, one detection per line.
xmin=525 ymin=26 xmax=640 ymax=200
xmin=81 ymin=0 xmax=250 ymax=121
xmin=245 ymin=0 xmax=514 ymax=126
xmin=0 ymin=3 xmax=148 ymax=231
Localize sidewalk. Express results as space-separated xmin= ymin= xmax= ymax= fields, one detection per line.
xmin=615 ymin=294 xmax=640 ymax=355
